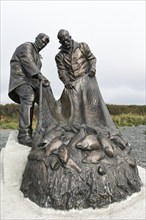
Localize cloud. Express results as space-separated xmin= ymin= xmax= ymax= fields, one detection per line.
xmin=101 ymin=87 xmax=145 ymax=105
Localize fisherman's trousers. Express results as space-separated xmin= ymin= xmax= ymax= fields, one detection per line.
xmin=14 ymin=84 xmax=39 ymax=140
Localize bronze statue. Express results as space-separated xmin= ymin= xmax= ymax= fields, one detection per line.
xmin=18 ymin=30 xmax=142 ymax=210
xmin=55 ymin=29 xmax=115 ymax=129
xmin=8 ymin=33 xmax=50 ymax=147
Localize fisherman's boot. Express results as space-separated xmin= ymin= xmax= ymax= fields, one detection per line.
xmin=18 ymin=134 xmax=33 ymax=147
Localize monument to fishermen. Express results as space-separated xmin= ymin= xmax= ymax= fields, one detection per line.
xmin=9 ymin=30 xmax=142 ymax=210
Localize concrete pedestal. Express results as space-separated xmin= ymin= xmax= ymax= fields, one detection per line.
xmin=1 ymin=130 xmax=146 ymax=219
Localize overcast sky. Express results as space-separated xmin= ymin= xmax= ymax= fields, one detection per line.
xmin=1 ymin=0 xmax=145 ymax=105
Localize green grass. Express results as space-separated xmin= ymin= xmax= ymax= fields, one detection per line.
xmin=112 ymin=114 xmax=146 ymax=128
xmin=0 ymin=116 xmax=18 ymax=129
xmin=0 ymin=116 xmax=37 ymax=130
xmin=0 ymin=113 xmax=146 ymax=129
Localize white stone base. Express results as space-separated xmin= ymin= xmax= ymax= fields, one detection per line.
xmin=1 ymin=130 xmax=146 ymax=220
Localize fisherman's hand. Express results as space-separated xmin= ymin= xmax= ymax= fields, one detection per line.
xmin=38 ymin=73 xmax=50 ymax=87
xmin=65 ymin=82 xmax=74 ymax=89
xmin=88 ymin=71 xmax=96 ymax=77
xmin=42 ymin=79 xmax=50 ymax=87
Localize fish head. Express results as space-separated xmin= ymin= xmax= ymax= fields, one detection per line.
xmin=58 ymin=145 xmax=69 ymax=164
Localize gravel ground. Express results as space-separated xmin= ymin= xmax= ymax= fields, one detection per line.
xmin=0 ymin=125 xmax=146 ymax=168
xmin=119 ymin=125 xmax=146 ymax=168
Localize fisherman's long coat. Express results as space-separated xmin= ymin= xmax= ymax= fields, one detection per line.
xmin=54 ymin=40 xmax=116 ymax=130
xmin=8 ymin=42 xmax=42 ymax=103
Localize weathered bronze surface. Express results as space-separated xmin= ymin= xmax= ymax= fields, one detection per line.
xmin=8 ymin=33 xmax=50 ymax=147
xmin=18 ymin=30 xmax=142 ymax=209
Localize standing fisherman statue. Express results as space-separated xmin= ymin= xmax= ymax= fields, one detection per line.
xmin=8 ymin=33 xmax=50 ymax=147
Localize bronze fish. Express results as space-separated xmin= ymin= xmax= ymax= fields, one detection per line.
xmin=65 ymin=158 xmax=81 ymax=173
xmin=68 ymin=124 xmax=86 ymax=148
xmin=76 ymin=134 xmax=101 ymax=151
xmin=109 ymin=133 xmax=128 ymax=150
xmin=82 ymin=150 xmax=105 ymax=164
xmin=61 ymin=132 xmax=75 ymax=145
xmin=49 ymin=156 xmax=60 ymax=170
xmin=42 ymin=127 xmax=64 ymax=145
xmin=45 ymin=137 xmax=63 ymax=157
xmin=58 ymin=145 xmax=70 ymax=164
xmin=57 ymin=144 xmax=81 ymax=173
xmin=99 ymin=137 xmax=114 ymax=158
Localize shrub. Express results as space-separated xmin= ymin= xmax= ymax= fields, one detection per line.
xmin=112 ymin=114 xmax=146 ymax=127
xmin=107 ymin=104 xmax=146 ymax=115
xmin=0 ymin=104 xmax=146 ymax=129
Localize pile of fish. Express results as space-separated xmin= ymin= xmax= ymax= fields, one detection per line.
xmin=20 ymin=124 xmax=142 ymax=209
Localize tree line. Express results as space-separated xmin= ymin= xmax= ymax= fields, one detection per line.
xmin=0 ymin=103 xmax=145 ymax=117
